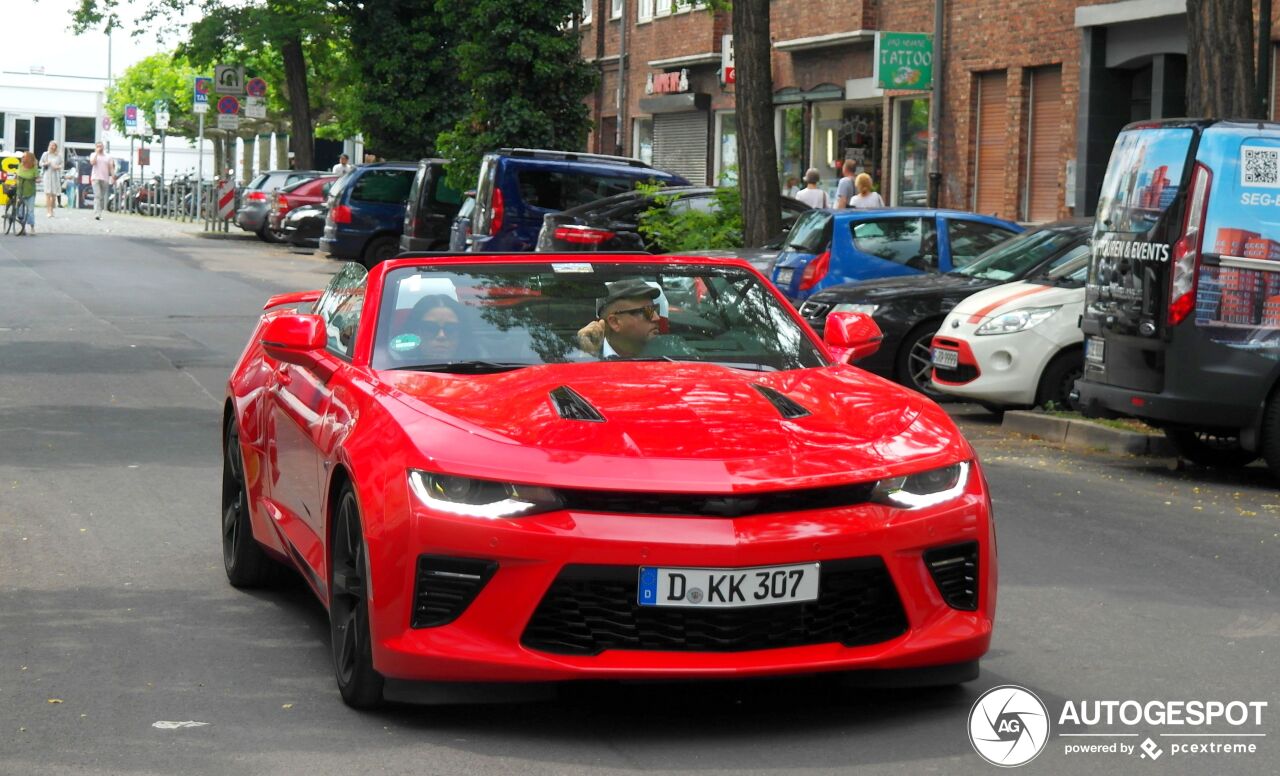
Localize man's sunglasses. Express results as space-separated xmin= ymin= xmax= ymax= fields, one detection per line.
xmin=610 ymin=303 xmax=659 ymax=320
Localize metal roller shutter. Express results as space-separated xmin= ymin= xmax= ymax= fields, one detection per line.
xmin=973 ymin=71 xmax=1008 ymax=217
xmin=1025 ymin=66 xmax=1063 ymax=222
xmin=654 ymin=112 xmax=708 ymax=184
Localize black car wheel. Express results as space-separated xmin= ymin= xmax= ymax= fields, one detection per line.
xmin=1165 ymin=428 xmax=1257 ymax=469
xmin=1035 ymin=350 xmax=1083 ymax=410
xmin=896 ymin=322 xmax=944 ymax=397
xmin=330 ymin=484 xmax=384 ymax=709
xmin=222 ymin=421 xmax=283 ymax=588
xmin=257 ymin=224 xmax=283 ymax=243
xmin=362 ymin=235 xmax=399 ymax=269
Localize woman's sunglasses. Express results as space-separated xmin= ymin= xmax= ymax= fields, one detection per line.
xmin=420 ymin=321 xmax=460 ymax=337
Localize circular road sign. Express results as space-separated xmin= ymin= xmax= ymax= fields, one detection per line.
xmin=246 ymin=77 xmax=267 ymax=97
xmin=101 ymin=116 xmax=112 ymax=131
xmin=217 ymin=96 xmax=240 ymax=115
xmin=195 ymin=77 xmax=212 ymax=95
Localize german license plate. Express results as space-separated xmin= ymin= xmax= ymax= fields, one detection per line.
xmin=775 ymin=268 xmax=795 ymax=287
xmin=637 ymin=563 xmax=820 ymax=608
xmin=1086 ymin=336 xmax=1105 ymax=364
xmin=932 ymin=348 xmax=959 ymax=369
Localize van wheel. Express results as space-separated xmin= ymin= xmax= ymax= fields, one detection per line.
xmin=1165 ymin=428 xmax=1257 ymax=469
xmin=362 ymin=236 xmax=399 ymax=269
xmin=895 ymin=322 xmax=943 ymax=397
xmin=1035 ymin=350 xmax=1083 ymax=410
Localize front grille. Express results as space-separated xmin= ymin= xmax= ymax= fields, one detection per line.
xmin=521 ymin=558 xmax=908 ymax=655
xmin=411 ymin=555 xmax=498 ymax=628
xmin=933 ymin=364 xmax=980 ymax=384
xmin=924 ymin=542 xmax=979 ymax=611
xmin=557 ymin=482 xmax=875 ymax=518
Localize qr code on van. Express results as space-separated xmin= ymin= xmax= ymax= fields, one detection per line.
xmin=1242 ymin=146 xmax=1280 ymax=187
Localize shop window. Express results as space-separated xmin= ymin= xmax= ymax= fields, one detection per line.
xmin=777 ymin=106 xmax=805 ymax=193
xmin=815 ymin=102 xmax=882 ymax=188
xmin=716 ymin=112 xmax=737 ymax=185
xmin=634 ymin=118 xmax=654 ymax=165
xmin=892 ymin=98 xmax=929 ymax=206
xmin=851 ymin=217 xmax=938 ymax=271
xmin=65 ymin=116 xmax=96 ymax=144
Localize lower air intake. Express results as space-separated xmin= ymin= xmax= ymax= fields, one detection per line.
xmin=924 ymin=542 xmax=979 ymax=611
xmin=411 ymin=555 xmax=498 ymax=628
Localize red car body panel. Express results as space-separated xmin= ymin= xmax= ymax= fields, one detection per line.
xmin=226 ymin=254 xmax=996 ymax=685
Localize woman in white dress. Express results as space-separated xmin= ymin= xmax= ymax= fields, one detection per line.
xmin=39 ymin=141 xmax=64 ymax=218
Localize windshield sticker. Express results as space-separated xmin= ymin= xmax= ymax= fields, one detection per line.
xmin=389 ymin=333 xmax=421 ymax=352
xmin=551 ymin=263 xmax=594 ymax=273
xmin=1241 ymin=146 xmax=1280 ymax=188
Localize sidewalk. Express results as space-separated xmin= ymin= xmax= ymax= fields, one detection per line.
xmin=9 ymin=202 xmax=236 ymax=240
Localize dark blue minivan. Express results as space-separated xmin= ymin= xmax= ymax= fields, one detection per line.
xmin=466 ymin=148 xmax=688 ymax=253
xmin=771 ymin=208 xmax=1023 ymax=304
xmin=320 ymin=162 xmax=417 ymax=267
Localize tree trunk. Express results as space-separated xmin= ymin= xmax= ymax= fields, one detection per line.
xmin=281 ymin=37 xmax=314 ymax=170
xmin=1186 ymin=0 xmax=1257 ymax=118
xmin=732 ymin=0 xmax=781 ymax=248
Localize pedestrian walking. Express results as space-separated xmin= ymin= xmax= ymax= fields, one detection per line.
xmin=848 ymin=173 xmax=885 ymax=209
xmin=39 ymin=141 xmax=64 ymax=218
xmin=16 ymin=152 xmax=40 ymax=235
xmin=89 ymin=142 xmax=115 ymax=220
xmin=834 ymin=160 xmax=858 ymax=209
xmin=794 ymin=168 xmax=829 ymax=209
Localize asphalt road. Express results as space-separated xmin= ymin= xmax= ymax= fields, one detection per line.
xmin=1 ymin=217 xmax=1276 ymax=775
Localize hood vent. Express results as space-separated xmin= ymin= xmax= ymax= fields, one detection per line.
xmin=549 ymin=386 xmax=606 ymax=422
xmin=751 ymin=384 xmax=811 ymax=419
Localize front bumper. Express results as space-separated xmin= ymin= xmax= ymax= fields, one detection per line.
xmin=931 ymin=328 xmax=1057 ymax=407
xmin=367 ymin=475 xmax=996 ymax=683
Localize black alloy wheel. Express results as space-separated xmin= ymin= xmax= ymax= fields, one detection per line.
xmin=896 ymin=322 xmax=944 ymax=397
xmin=222 ymin=421 xmax=282 ymax=587
xmin=1164 ymin=428 xmax=1258 ymax=469
xmin=330 ymin=484 xmax=384 ymax=709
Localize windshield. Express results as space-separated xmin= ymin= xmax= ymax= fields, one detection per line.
xmin=373 ymin=263 xmax=829 ymax=372
xmin=955 ymin=228 xmax=1082 ymax=281
xmin=1095 ymin=128 xmax=1193 ymax=234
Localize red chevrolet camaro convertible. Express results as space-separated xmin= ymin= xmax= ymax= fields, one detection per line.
xmin=222 ymin=255 xmax=996 ymax=708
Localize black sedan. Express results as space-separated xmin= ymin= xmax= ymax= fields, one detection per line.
xmin=798 ymin=218 xmax=1091 ymax=395
xmin=535 ymin=186 xmax=810 ymax=254
xmin=280 ymin=203 xmax=327 ymax=251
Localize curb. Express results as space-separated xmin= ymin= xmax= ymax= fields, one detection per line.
xmin=1002 ymin=411 xmax=1175 ymax=457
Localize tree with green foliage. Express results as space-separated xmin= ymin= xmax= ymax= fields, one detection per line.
xmin=104 ymin=52 xmax=199 ymax=138
xmin=336 ymin=0 xmax=466 ymax=160
xmin=635 ymin=183 xmax=745 ymax=251
xmin=436 ymin=0 xmax=597 ymax=191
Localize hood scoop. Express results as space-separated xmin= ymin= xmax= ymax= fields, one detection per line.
xmin=549 ymin=386 xmax=606 ymax=422
xmin=751 ymin=384 xmax=811 ymax=419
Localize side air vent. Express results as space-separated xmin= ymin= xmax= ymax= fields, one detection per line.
xmin=924 ymin=542 xmax=979 ymax=611
xmin=411 ymin=555 xmax=499 ymax=628
xmin=751 ymin=384 xmax=811 ymax=419
xmin=549 ymin=386 xmax=606 ymax=422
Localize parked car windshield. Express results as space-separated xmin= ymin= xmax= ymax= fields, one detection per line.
xmin=373 ymin=262 xmax=829 ymax=372
xmin=954 ymin=227 xmax=1082 ymax=281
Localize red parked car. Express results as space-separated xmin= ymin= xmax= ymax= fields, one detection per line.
xmin=268 ymin=175 xmax=337 ymax=236
xmin=222 ymin=254 xmax=996 ymax=708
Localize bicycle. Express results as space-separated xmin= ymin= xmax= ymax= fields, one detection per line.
xmin=2 ymin=179 xmax=27 ymax=236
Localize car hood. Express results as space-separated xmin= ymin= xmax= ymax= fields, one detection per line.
xmin=951 ymin=280 xmax=1085 ymax=322
xmin=810 ymin=273 xmax=996 ymax=305
xmin=378 ymin=362 xmax=963 ymax=491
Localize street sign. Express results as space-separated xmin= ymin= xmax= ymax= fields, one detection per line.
xmin=244 ymin=96 xmax=267 ymax=119
xmin=194 ymin=76 xmax=212 ymax=114
xmin=218 ymin=179 xmax=236 ymax=219
xmin=124 ymin=104 xmax=137 ymax=133
xmin=877 ymin=32 xmax=933 ymax=90
xmin=217 ymin=115 xmax=240 ymax=131
xmin=217 ymin=96 xmax=240 ymax=115
xmin=214 ymin=64 xmax=245 ymax=94
xmin=154 ymin=100 xmax=169 ymax=131
xmin=245 ymin=77 xmax=267 ymax=97
xmin=721 ymin=34 xmax=735 ymax=85
xmin=101 ymin=115 xmax=112 ymax=131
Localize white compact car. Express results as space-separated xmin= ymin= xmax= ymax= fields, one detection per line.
xmin=930 ymin=251 xmax=1090 ymax=410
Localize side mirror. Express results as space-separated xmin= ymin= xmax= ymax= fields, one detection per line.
xmin=260 ymin=314 xmax=331 ymax=375
xmin=823 ymin=311 xmax=883 ymax=364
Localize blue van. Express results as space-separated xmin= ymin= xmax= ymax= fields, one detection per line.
xmin=466 ymin=148 xmax=688 ymax=253
xmin=771 ymin=208 xmax=1022 ymax=304
xmin=1077 ymin=119 xmax=1280 ymax=476
xmin=320 ymin=162 xmax=417 ymax=267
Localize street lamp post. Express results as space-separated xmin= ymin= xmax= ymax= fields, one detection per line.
xmin=926 ymin=0 xmax=944 ymax=208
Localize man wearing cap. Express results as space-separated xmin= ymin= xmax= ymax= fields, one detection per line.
xmin=577 ymin=278 xmax=662 ymax=358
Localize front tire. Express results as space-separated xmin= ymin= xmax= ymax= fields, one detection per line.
xmin=895 ymin=322 xmax=944 ymax=397
xmin=1035 ymin=350 xmax=1083 ymax=410
xmin=1165 ymin=428 xmax=1257 ymax=469
xmin=222 ymin=421 xmax=283 ymax=587
xmin=361 ymin=235 xmax=398 ymax=269
xmin=330 ymin=484 xmax=384 ymax=709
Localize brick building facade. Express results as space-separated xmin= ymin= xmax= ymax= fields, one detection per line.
xmin=579 ymin=0 xmax=1271 ymax=222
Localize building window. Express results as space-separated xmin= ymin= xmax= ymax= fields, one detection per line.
xmin=656 ymin=0 xmax=672 ymax=17
xmin=634 ymin=118 xmax=654 ymax=165
xmin=716 ymin=111 xmax=737 ymax=185
xmin=776 ymin=106 xmax=805 ymax=193
xmin=972 ymin=70 xmax=1009 ymax=217
xmin=1022 ymin=65 xmax=1064 ymax=221
xmin=638 ymin=0 xmax=653 ymax=21
xmin=892 ymin=97 xmax=929 ymax=206
xmin=582 ymin=0 xmax=592 ymax=24
xmin=611 ymin=0 xmax=622 ymax=18
xmin=65 ymin=116 xmax=96 ymax=145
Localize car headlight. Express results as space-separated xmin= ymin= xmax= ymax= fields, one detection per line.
xmin=871 ymin=461 xmax=969 ymax=509
xmin=975 ymin=306 xmax=1060 ymax=336
xmin=832 ymin=302 xmax=880 ymax=316
xmin=408 ymin=470 xmax=562 ymax=519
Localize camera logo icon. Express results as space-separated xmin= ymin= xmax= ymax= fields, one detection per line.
xmin=968 ymin=685 xmax=1051 ymax=767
